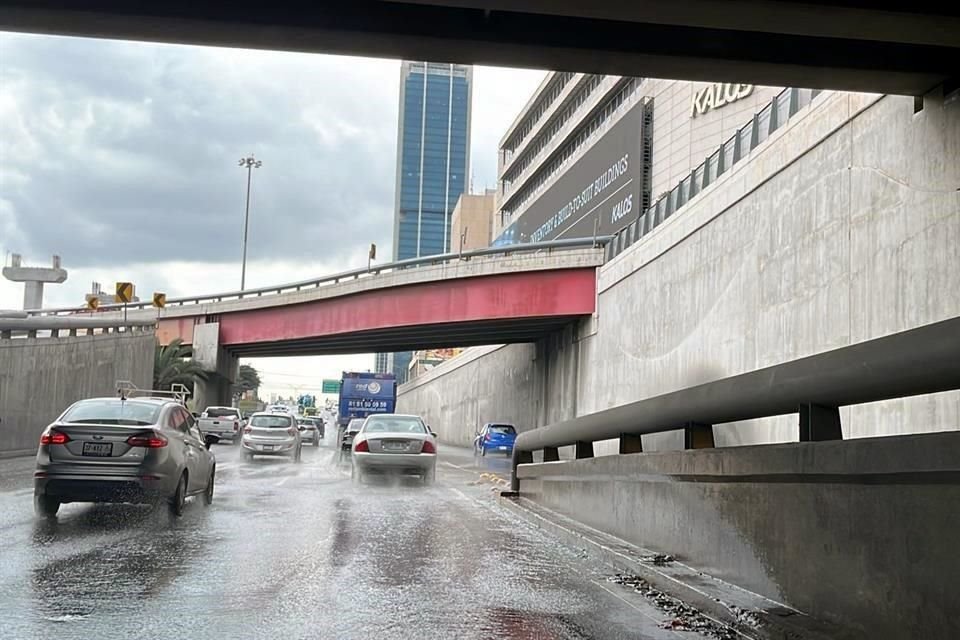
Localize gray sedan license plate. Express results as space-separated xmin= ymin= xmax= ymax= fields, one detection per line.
xmin=82 ymin=442 xmax=113 ymax=457
xmin=262 ymin=444 xmax=274 ymax=451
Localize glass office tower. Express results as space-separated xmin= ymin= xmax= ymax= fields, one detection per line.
xmin=385 ymin=61 xmax=472 ymax=382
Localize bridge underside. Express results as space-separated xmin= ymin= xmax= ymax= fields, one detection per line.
xmin=224 ymin=316 xmax=581 ymax=357
xmin=1 ymin=1 xmax=957 ymax=94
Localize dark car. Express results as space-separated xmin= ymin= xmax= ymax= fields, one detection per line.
xmin=34 ymin=397 xmax=219 ymax=517
xmin=473 ymin=423 xmax=517 ymax=456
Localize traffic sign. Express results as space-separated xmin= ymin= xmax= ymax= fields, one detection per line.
xmin=152 ymin=292 xmax=167 ymax=308
xmin=322 ymin=379 xmax=341 ymax=394
xmin=115 ymin=282 xmax=135 ymax=304
xmin=85 ymin=296 xmax=99 ymax=310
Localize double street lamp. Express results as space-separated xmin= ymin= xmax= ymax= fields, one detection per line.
xmin=238 ymin=155 xmax=262 ymax=290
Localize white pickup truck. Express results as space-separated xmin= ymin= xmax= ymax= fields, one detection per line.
xmin=197 ymin=406 xmax=245 ymax=444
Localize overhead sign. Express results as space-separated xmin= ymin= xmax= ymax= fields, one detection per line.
xmin=152 ymin=292 xmax=167 ymax=308
xmin=322 ymin=379 xmax=341 ymax=394
xmin=115 ymin=282 xmax=135 ymax=304
xmin=690 ymin=83 xmax=754 ymax=118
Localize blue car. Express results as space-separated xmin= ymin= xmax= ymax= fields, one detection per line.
xmin=473 ymin=423 xmax=517 ymax=456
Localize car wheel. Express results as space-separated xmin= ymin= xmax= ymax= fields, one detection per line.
xmin=422 ymin=467 xmax=436 ymax=486
xmin=203 ymin=467 xmax=215 ymax=506
xmin=169 ymin=472 xmax=187 ymax=517
xmin=34 ymin=493 xmax=60 ymax=518
xmin=481 ymin=446 xmax=486 ymax=457
xmin=294 ymin=446 xmax=302 ymax=463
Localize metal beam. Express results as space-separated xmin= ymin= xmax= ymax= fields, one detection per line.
xmin=514 ymin=317 xmax=960 ymax=454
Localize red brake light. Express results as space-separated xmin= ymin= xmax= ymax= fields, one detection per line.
xmin=354 ymin=439 xmax=369 ymax=452
xmin=126 ymin=433 xmax=168 ymax=448
xmin=421 ymin=440 xmax=436 ymax=454
xmin=484 ymin=434 xmax=492 ymax=441
xmin=233 ymin=421 xmax=239 ymax=431
xmin=243 ymin=426 xmax=252 ymax=434
xmin=40 ymin=430 xmax=70 ymax=445
xmin=287 ymin=427 xmax=297 ymax=436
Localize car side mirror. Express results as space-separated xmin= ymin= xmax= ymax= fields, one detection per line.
xmin=430 ymin=431 xmax=438 ymax=438
xmin=203 ymin=434 xmax=220 ymax=449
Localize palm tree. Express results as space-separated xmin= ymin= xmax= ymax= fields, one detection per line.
xmin=154 ymin=338 xmax=208 ymax=391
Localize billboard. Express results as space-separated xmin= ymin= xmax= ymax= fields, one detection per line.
xmin=496 ymin=99 xmax=650 ymax=245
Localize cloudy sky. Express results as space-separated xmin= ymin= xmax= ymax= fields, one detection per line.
xmin=0 ymin=32 xmax=545 ymax=397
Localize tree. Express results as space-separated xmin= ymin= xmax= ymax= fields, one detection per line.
xmin=234 ymin=364 xmax=262 ymax=398
xmin=154 ymin=338 xmax=208 ymax=391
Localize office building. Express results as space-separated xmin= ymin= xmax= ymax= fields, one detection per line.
xmin=450 ymin=190 xmax=496 ymax=252
xmin=493 ymin=74 xmax=783 ymax=245
xmin=386 ymin=61 xmax=473 ymax=382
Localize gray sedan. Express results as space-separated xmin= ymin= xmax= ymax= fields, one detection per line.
xmin=34 ymin=397 xmax=219 ymax=517
xmin=242 ymin=412 xmax=302 ymax=461
xmin=351 ymin=414 xmax=437 ymax=484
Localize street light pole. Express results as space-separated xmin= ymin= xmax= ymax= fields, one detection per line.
xmin=238 ymin=155 xmax=262 ymax=290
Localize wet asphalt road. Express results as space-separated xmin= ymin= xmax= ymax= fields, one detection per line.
xmin=0 ymin=437 xmax=718 ymax=640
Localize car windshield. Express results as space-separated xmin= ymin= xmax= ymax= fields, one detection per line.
xmin=363 ymin=416 xmax=427 ymax=434
xmin=60 ymin=400 xmax=162 ymax=426
xmin=250 ymin=415 xmax=292 ymax=428
xmin=205 ymin=407 xmax=238 ymax=418
xmin=490 ymin=425 xmax=516 ymax=435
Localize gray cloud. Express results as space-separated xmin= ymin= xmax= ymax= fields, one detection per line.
xmin=1 ymin=34 xmax=400 ymax=268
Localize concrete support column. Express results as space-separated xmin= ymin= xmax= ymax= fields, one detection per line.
xmin=2 ymin=254 xmax=68 ymax=310
xmin=619 ymin=433 xmax=644 ymax=454
xmin=683 ymin=422 xmax=715 ymax=449
xmin=799 ymin=403 xmax=843 ymax=441
xmin=194 ymin=375 xmax=233 ymax=410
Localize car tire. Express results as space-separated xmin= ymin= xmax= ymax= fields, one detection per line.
xmin=170 ymin=472 xmax=187 ymax=517
xmin=422 ymin=467 xmax=436 ymax=486
xmin=34 ymin=493 xmax=60 ymax=518
xmin=294 ymin=446 xmax=302 ymax=463
xmin=481 ymin=447 xmax=486 ymax=457
xmin=203 ymin=467 xmax=215 ymax=506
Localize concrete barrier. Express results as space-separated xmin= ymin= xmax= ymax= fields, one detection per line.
xmin=0 ymin=331 xmax=154 ymax=456
xmin=516 ymin=431 xmax=960 ymax=640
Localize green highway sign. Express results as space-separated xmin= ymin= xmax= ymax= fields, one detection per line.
xmin=321 ymin=379 xmax=341 ymax=394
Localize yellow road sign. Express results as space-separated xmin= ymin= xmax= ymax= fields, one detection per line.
xmin=86 ymin=296 xmax=100 ymax=310
xmin=152 ymin=292 xmax=167 ymax=308
xmin=115 ymin=282 xmax=134 ymax=304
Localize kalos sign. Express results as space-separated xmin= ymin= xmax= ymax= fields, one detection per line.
xmin=690 ymin=83 xmax=754 ymax=118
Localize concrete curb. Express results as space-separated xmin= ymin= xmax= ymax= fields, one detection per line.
xmin=0 ymin=449 xmax=35 ymax=460
xmin=497 ymin=493 xmax=864 ymax=640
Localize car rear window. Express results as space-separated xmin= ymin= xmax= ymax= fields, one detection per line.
xmin=490 ymin=424 xmax=516 ymax=434
xmin=250 ymin=415 xmax=293 ymax=428
xmin=205 ymin=407 xmax=239 ymax=418
xmin=347 ymin=419 xmax=365 ymax=431
xmin=61 ymin=400 xmax=162 ymax=426
xmin=363 ymin=416 xmax=427 ymax=434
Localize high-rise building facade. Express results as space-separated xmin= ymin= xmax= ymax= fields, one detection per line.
xmin=385 ymin=61 xmax=473 ymax=381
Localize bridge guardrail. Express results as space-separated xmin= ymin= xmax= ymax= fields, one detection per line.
xmin=510 ymin=316 xmax=960 ymax=491
xmin=0 ymin=317 xmax=156 ymax=339
xmin=24 ymin=236 xmax=611 ymax=317
xmin=606 ymin=87 xmax=823 ymax=262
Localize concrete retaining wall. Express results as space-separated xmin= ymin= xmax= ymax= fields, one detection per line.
xmin=400 ymin=89 xmax=960 ymax=450
xmin=0 ymin=332 xmax=155 ymax=456
xmin=516 ymin=431 xmax=960 ymax=640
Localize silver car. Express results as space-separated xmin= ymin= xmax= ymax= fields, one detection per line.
xmin=34 ymin=397 xmax=219 ymax=517
xmin=296 ymin=417 xmax=321 ymax=445
xmin=351 ymin=414 xmax=437 ymax=484
xmin=242 ymin=412 xmax=302 ymax=461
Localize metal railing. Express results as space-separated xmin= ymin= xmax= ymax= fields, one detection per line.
xmin=25 ymin=236 xmax=611 ymax=317
xmin=510 ymin=316 xmax=960 ymax=491
xmin=606 ymin=87 xmax=823 ymax=262
xmin=0 ymin=317 xmax=156 ymax=339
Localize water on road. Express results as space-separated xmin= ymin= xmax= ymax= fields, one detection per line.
xmin=0 ymin=438 xmax=716 ymax=639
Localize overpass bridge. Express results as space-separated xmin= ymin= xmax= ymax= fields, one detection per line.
xmin=0 ymin=0 xmax=957 ymax=95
